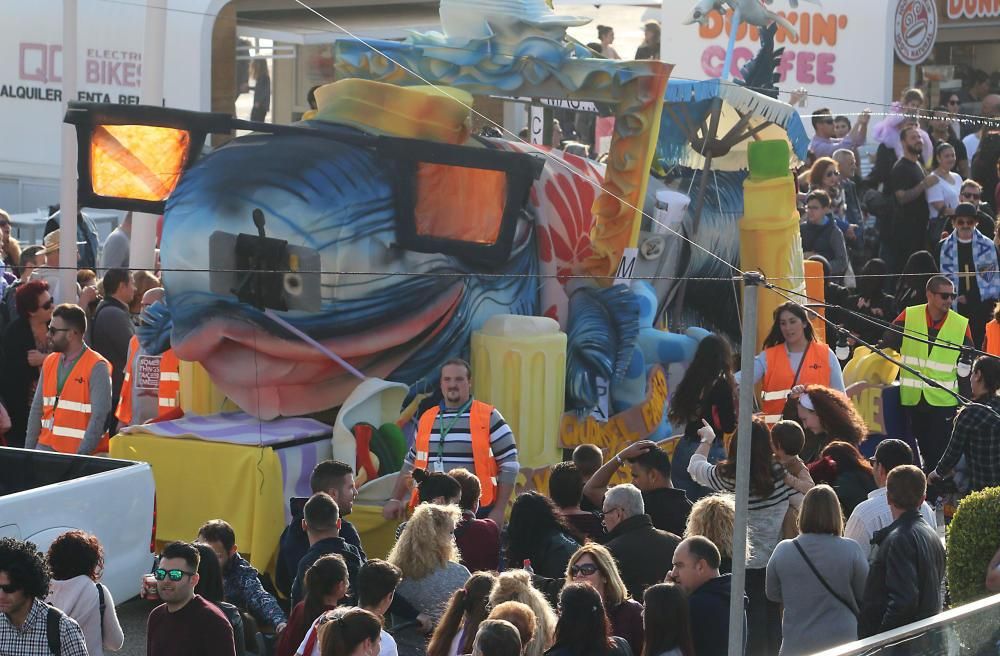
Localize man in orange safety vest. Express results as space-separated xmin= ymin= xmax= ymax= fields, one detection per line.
xmin=382 ymin=358 xmax=519 ymax=527
xmin=25 ymin=303 xmax=112 ymax=454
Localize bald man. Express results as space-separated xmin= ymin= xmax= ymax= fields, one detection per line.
xmin=115 ymin=288 xmax=181 ymax=426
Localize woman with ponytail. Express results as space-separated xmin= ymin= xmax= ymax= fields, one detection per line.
xmin=320 ymin=608 xmax=383 ymax=656
xmin=395 ymin=469 xmax=462 ymax=539
xmin=277 ymin=554 xmax=349 ymax=656
xmin=427 ymin=572 xmax=497 ymax=656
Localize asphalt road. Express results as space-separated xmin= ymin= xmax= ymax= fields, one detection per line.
xmin=115 ymin=596 xmax=156 ymax=655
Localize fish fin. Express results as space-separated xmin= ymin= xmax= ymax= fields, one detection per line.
xmin=137 ymin=302 xmax=174 ymax=356
xmin=736 ymin=23 xmax=783 ymax=99
xmin=766 ymin=9 xmax=799 ymax=40
xmin=565 ymin=285 xmax=640 ymax=413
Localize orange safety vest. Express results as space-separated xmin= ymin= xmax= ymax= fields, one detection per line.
xmin=985 ymin=321 xmax=1000 ymax=357
xmin=412 ymin=400 xmax=499 ymax=508
xmin=116 ymin=336 xmax=181 ymax=425
xmin=760 ymin=341 xmax=832 ymax=425
xmin=39 ymin=348 xmax=111 ymax=454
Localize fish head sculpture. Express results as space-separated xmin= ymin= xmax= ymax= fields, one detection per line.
xmin=159 ymin=81 xmax=547 ymax=419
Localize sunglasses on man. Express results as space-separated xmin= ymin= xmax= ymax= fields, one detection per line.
xmin=0 ymin=583 xmax=22 ymax=593
xmin=153 ymin=568 xmax=196 ymax=582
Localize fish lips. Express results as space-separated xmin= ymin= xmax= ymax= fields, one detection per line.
xmin=172 ymin=287 xmax=462 ymax=418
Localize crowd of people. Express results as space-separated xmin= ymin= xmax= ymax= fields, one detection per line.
xmin=2 ymin=43 xmax=1000 ymax=656
xmin=0 ymin=208 xmax=179 ymax=453
xmin=4 ymin=353 xmax=1000 ymax=655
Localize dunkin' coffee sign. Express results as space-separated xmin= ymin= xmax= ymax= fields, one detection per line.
xmin=946 ymin=0 xmax=1000 ymax=19
xmin=894 ymin=0 xmax=938 ymax=65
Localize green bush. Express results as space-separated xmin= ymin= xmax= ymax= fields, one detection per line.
xmin=946 ymin=486 xmax=1000 ymax=605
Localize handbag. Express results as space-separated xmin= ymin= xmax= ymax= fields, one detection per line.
xmin=793 ymin=540 xmax=859 ymax=619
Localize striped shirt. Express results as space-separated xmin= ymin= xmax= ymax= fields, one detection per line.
xmin=688 ymin=454 xmax=801 ymax=568
xmin=403 ymin=403 xmax=520 ymax=485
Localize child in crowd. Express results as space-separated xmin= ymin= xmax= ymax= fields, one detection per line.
xmin=771 ymin=420 xmax=815 ymax=495
xmin=771 ymin=420 xmax=816 ymax=539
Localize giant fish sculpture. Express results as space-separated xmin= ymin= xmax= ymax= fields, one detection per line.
xmin=123 ymin=79 xmax=691 ymax=421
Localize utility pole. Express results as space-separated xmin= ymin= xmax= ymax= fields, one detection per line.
xmin=729 ymin=270 xmax=763 ymax=656
xmin=59 ymin=0 xmax=78 ymax=305
xmin=132 ymin=0 xmax=167 ymax=273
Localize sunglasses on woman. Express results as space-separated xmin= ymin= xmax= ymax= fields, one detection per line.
xmin=570 ymin=563 xmax=600 ymax=577
xmin=153 ymin=568 xmax=195 ymax=582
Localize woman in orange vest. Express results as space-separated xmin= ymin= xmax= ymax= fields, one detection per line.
xmin=983 ymin=302 xmax=1000 ymax=356
xmin=737 ymin=302 xmax=845 ymax=425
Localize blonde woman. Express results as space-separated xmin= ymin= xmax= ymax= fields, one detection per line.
xmin=683 ymin=494 xmax=750 ymax=574
xmin=388 ymin=504 xmax=471 ymax=656
xmin=489 ymin=570 xmax=557 ymax=656
xmin=564 ymin=544 xmax=643 ymax=656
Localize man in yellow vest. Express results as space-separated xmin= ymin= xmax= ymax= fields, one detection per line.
xmin=880 ymin=275 xmax=973 ymax=473
xmin=382 ymin=358 xmax=519 ymax=527
xmin=24 ymin=303 xmax=112 ymax=454
xmin=116 ymin=288 xmax=181 ymax=427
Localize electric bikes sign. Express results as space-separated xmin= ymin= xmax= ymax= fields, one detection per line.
xmin=894 ymin=0 xmax=938 ymax=66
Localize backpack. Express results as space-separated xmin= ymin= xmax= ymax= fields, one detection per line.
xmin=97 ymin=582 xmax=106 ymax=635
xmin=45 ymin=605 xmax=62 ymax=655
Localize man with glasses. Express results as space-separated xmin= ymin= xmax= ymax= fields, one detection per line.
xmin=601 ymin=483 xmax=679 ymax=600
xmin=24 ymin=303 xmax=113 ymax=455
xmin=147 ymin=541 xmax=237 ymax=656
xmin=960 ymin=179 xmax=997 ymax=222
xmin=0 ymin=537 xmax=88 ymax=656
xmin=808 ymin=107 xmax=870 ymax=159
xmin=879 ymin=275 xmax=974 ymax=474
xmin=939 ymin=203 xmax=1000 ymax=346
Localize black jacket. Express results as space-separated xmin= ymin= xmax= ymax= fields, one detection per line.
xmin=276 ymin=507 xmax=365 ymax=597
xmin=641 ymin=487 xmax=692 ymax=538
xmin=289 ymin=536 xmax=363 ymax=608
xmin=689 ymin=574 xmax=746 ymax=656
xmin=859 ymin=510 xmax=945 ymax=638
xmin=526 ymin=529 xmax=581 ymax=579
xmin=604 ymin=514 xmax=679 ymax=600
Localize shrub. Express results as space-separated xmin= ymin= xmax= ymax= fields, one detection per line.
xmin=946 ymin=486 xmax=1000 ymax=605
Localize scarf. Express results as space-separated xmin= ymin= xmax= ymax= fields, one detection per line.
xmin=940 ymin=229 xmax=1000 ymax=302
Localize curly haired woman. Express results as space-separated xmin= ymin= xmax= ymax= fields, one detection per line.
xmin=388 ymin=504 xmax=470 ymax=656
xmin=793 ymin=384 xmax=869 ymax=462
